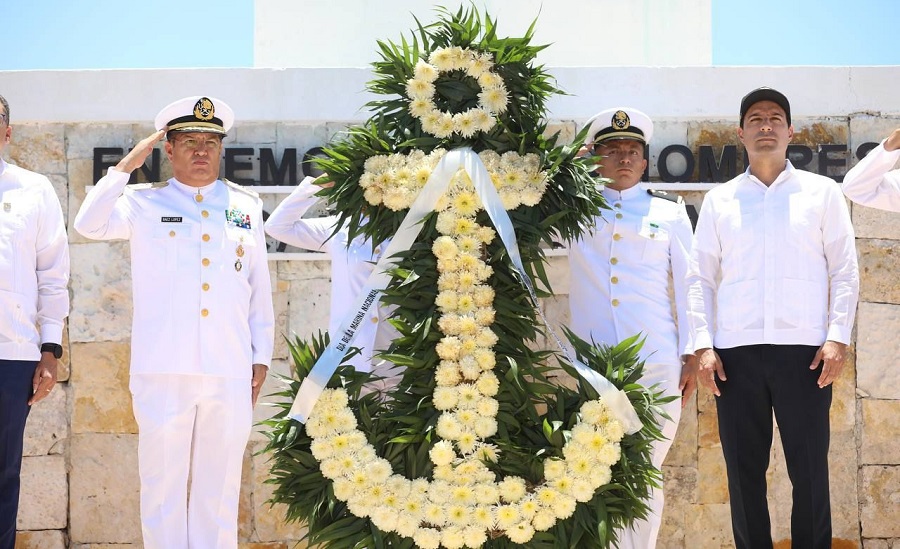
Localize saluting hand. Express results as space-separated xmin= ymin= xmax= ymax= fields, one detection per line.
xmin=679 ymin=354 xmax=698 ymax=408
xmin=115 ymin=129 xmax=166 ymax=174
xmin=251 ymin=363 xmax=268 ymax=407
xmin=810 ymin=340 xmax=846 ymax=388
xmin=696 ymin=347 xmax=726 ymax=397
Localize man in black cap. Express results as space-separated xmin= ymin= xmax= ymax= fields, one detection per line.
xmin=686 ymin=87 xmax=859 ymax=548
xmin=75 ymin=96 xmax=274 ymax=549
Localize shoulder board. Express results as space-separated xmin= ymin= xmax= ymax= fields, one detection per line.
xmin=647 ymin=189 xmax=684 ymax=204
xmin=223 ymin=179 xmax=260 ymax=198
xmin=129 ymin=181 xmax=168 ymax=191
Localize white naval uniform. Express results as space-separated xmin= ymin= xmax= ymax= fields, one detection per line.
xmin=265 ymin=177 xmax=399 ymax=383
xmin=842 ymin=139 xmax=900 ymax=212
xmin=568 ymin=184 xmax=693 ymax=549
xmin=74 ymin=168 xmax=274 ymax=549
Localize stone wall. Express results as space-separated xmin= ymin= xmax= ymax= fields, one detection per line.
xmin=7 ymin=116 xmax=898 ymax=548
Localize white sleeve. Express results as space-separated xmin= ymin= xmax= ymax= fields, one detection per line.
xmin=249 ymin=196 xmax=275 ymax=367
xmin=73 ymin=168 xmax=134 ymax=240
xmin=35 ymin=179 xmax=70 ymax=344
xmin=264 ymin=176 xmax=340 ymax=251
xmin=842 ymin=140 xmax=900 ymax=212
xmin=669 ymin=204 xmax=694 ymax=357
xmin=822 ymin=182 xmax=859 ymax=344
xmin=686 ymin=194 xmax=721 ymax=352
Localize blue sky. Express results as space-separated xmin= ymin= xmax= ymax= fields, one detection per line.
xmin=4 ymin=0 xmax=899 ymax=69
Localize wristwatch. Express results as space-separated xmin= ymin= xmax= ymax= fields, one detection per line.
xmin=41 ymin=343 xmax=63 ymax=359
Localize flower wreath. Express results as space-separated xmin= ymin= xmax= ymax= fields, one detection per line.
xmin=264 ymin=7 xmax=668 ymax=549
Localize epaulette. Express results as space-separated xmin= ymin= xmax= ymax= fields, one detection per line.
xmin=647 ymin=189 xmax=684 ymax=204
xmin=223 ymin=178 xmax=260 ymax=198
xmin=129 ymin=181 xmax=168 ymax=191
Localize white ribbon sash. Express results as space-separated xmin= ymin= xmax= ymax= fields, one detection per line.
xmin=289 ymin=148 xmax=641 ymax=434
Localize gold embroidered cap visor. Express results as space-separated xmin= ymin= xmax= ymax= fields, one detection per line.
xmin=584 ymin=107 xmax=654 ymax=147
xmin=154 ymin=95 xmax=234 ymax=137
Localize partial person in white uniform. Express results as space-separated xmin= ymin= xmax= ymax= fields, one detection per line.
xmin=687 ymin=87 xmax=858 ymax=549
xmin=842 ymin=127 xmax=900 ymax=212
xmin=569 ymin=107 xmax=697 ymax=549
xmin=74 ymin=96 xmax=274 ymax=549
xmin=265 ymin=175 xmax=399 ymax=388
xmin=0 ymin=93 xmax=69 ymax=549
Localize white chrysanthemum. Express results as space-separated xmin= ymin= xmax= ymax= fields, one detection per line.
xmin=459 ymin=335 xmax=478 ymax=355
xmin=414 ymin=166 xmax=432 ymax=187
xmin=405 ymin=78 xmax=435 ymax=101
xmin=456 ymin=294 xmax=476 ymax=313
xmin=568 ymin=454 xmax=595 ymax=479
xmin=551 ymin=475 xmax=575 ymax=496
xmin=456 ymin=408 xmax=477 ymax=426
xmin=472 ymin=504 xmax=496 ymax=528
xmin=436 ymin=336 xmax=462 ymax=361
xmin=319 ymin=457 xmax=343 ymax=479
xmin=366 ymin=460 xmax=393 ymax=484
xmin=457 ymin=315 xmax=478 ymax=336
xmin=353 ymin=445 xmax=377 ymax=465
xmin=309 ymin=438 xmax=335 ymax=461
xmin=474 ymin=307 xmax=495 ymax=326
xmin=413 ymin=59 xmax=439 ymax=82
xmin=362 ymin=186 xmax=383 ymax=206
xmin=450 ymin=485 xmax=476 ymax=506
xmin=429 ymin=440 xmax=456 ymax=466
xmin=473 ymin=285 xmax=495 ymax=307
xmin=437 ymin=273 xmax=460 ymax=293
xmin=532 ymin=510 xmax=557 ymax=531
xmin=521 ymin=187 xmax=544 ymax=206
xmin=518 ymin=495 xmax=540 ymax=519
xmin=466 ymin=52 xmax=494 ymax=78
xmin=456 ymin=384 xmax=480 ymax=408
xmin=457 ymin=431 xmax=478 ymax=454
xmin=507 ymin=521 xmax=536 ymax=544
xmin=441 ymin=526 xmax=467 ymax=549
xmin=435 ymin=361 xmax=461 ymax=388
xmin=409 ymin=98 xmax=434 ymax=117
xmin=454 ymin=111 xmax=478 ymax=139
xmin=554 ymin=494 xmax=578 ymax=519
xmin=474 ymin=443 xmax=500 ymax=464
xmin=571 ymin=478 xmax=596 ymax=502
xmin=475 ymin=396 xmax=499 ymax=417
xmin=463 ymin=524 xmax=488 ymax=548
xmin=456 ymin=254 xmax=481 ymax=274
xmin=580 ymin=399 xmax=608 ymax=425
xmin=452 ymin=217 xmax=476 ymax=235
xmin=333 ymin=478 xmax=355 ymax=501
xmin=433 ymin=386 xmax=459 ymax=411
xmin=429 ymin=47 xmax=455 ymax=70
xmin=371 ymin=507 xmax=400 ymax=532
xmin=435 ymin=290 xmax=459 ymax=311
xmin=432 ymin=235 xmax=459 ymax=261
xmin=496 ymin=504 xmax=521 ymax=530
xmin=423 ymin=503 xmax=446 ymax=526
xmin=364 ymin=155 xmax=390 ymax=173
xmin=597 ymin=443 xmax=621 ymax=466
xmin=589 ymin=466 xmax=613 ymax=487
xmin=536 ymin=486 xmax=559 ymax=507
xmin=383 ymin=185 xmax=413 ymax=211
xmin=543 ymin=458 xmax=566 ymax=481
xmin=433 ymin=463 xmax=456 ymax=482
xmin=434 ymin=112 xmax=456 ymax=138
xmin=474 ymin=350 xmax=497 ymax=373
xmin=459 ymin=359 xmax=481 ymax=380
xmin=499 ymin=476 xmax=527 ymax=503
xmin=605 ymin=419 xmax=625 ymax=441
xmin=414 ymin=527 xmax=442 ymax=549
xmin=499 ymin=187 xmax=520 ymax=209
xmin=396 ymin=515 xmax=419 ymax=538
xmin=451 ymin=191 xmax=480 ymax=217
xmin=436 ymin=413 xmax=463 ymax=440
xmin=473 ymin=416 xmax=498 ymax=438
xmin=437 ymin=258 xmax=460 ymax=273
xmin=475 ymin=327 xmax=499 ymax=347
xmin=438 ymin=314 xmax=463 ymax=336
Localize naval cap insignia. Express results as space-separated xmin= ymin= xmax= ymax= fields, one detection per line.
xmin=194 ymin=97 xmax=215 ymax=121
xmin=612 ymin=110 xmax=630 ymax=130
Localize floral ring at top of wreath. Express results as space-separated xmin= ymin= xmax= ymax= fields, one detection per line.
xmin=405 ymin=46 xmax=510 ymax=139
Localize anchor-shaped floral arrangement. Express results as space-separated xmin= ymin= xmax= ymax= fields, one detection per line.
xmin=263 ymin=7 xmax=669 ymax=548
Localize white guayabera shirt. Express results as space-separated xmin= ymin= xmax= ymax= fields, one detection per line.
xmin=0 ymin=158 xmax=69 ymax=361
xmin=842 ymin=140 xmax=900 ymax=212
xmin=687 ymin=161 xmax=859 ymax=351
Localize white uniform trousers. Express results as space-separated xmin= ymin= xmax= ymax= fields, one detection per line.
xmin=616 ymin=361 xmax=683 ymax=549
xmin=130 ymin=374 xmax=252 ymax=549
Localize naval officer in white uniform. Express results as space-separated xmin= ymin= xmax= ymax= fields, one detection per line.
xmin=74 ymin=96 xmax=274 ymax=549
xmin=265 ymin=175 xmax=400 ymax=390
xmin=569 ymin=107 xmax=696 ymax=549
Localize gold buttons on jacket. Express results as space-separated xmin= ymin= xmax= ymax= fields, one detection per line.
xmin=611 ymin=299 xmax=620 ymax=307
xmin=195 ymin=194 xmax=204 ymax=203
xmin=202 ymin=234 xmax=210 ymax=242
xmin=202 ymin=283 xmax=210 ymax=291
xmin=613 ymin=233 xmax=622 ymax=241
xmin=169 ymin=230 xmax=176 ymax=237
xmin=610 ymin=257 xmax=618 ymax=265
xmin=370 ymin=317 xmax=378 ymax=324
xmin=201 ymin=210 xmax=209 ymax=218
xmin=201 ymin=308 xmax=209 ymax=317
xmin=611 ymin=276 xmax=619 ymax=284
xmin=615 ymin=213 xmax=623 ymax=219
xmin=202 ymin=258 xmax=210 ymax=267
xmin=614 ymin=202 xmax=621 ymax=209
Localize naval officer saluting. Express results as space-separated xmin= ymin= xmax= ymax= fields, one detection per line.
xmin=74 ymin=96 xmax=274 ymax=549
xmin=569 ymin=107 xmax=697 ymax=549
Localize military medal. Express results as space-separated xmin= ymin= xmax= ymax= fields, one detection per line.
xmin=235 ymin=259 xmax=243 ymax=272
xmin=236 ymin=244 xmax=245 ymax=258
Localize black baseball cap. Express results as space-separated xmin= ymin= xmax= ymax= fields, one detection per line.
xmin=740 ymin=87 xmax=791 ymax=127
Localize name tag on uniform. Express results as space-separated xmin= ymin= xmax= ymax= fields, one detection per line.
xmin=161 ymin=217 xmax=183 ymax=223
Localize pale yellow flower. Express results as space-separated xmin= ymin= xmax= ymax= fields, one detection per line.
xmin=532 ymin=510 xmax=556 ymax=531
xmin=472 ymin=504 xmax=495 ymax=528
xmin=441 ymin=526 xmax=467 ymax=549
xmin=476 ymin=226 xmax=496 ymax=244
xmin=452 ymin=192 xmax=480 ymax=217
xmin=456 ymin=408 xmax=477 ymax=426
xmin=395 ymin=515 xmax=419 ymax=538
xmin=413 ymin=59 xmax=439 ymax=82
xmin=456 ymin=254 xmax=481 ymax=273
xmin=457 ymin=431 xmax=478 ymax=454
xmin=450 ymin=485 xmax=475 ymax=506
xmin=437 ymin=257 xmax=460 ymax=273
xmin=474 ymin=482 xmax=500 ymax=504
xmin=463 ymin=525 xmax=488 ymax=548
xmin=333 ymin=478 xmax=355 ymax=501
xmin=453 ymin=111 xmax=478 ymax=139
xmin=459 ymin=359 xmax=481 ymax=380
xmin=364 ymin=154 xmax=390 ymax=173
xmin=435 ymin=290 xmax=459 ymax=311
xmin=409 ymin=97 xmax=434 ymax=118
xmin=475 ymin=307 xmax=495 ymax=326
xmin=473 ymin=417 xmax=498 ymax=438
xmin=507 ymin=521 xmax=536 ymax=544
xmin=438 ymin=272 xmax=460 ymax=291
xmin=521 ymin=187 xmax=544 ymax=206
xmin=476 ymin=327 xmax=498 ymax=347
xmin=459 ymin=336 xmax=478 ymax=354
xmin=502 ymin=168 xmax=524 ymax=186
xmin=319 ymin=457 xmax=343 ymax=479
xmin=405 ymin=78 xmax=435 ymax=101
xmin=429 ymin=440 xmax=455 ymax=466
xmin=496 ymin=504 xmax=521 ymax=529
xmin=456 ymin=293 xmax=476 ymax=313
xmin=474 ymin=349 xmax=496 ymax=372
xmin=597 ymin=443 xmax=621 ymax=466
xmin=436 ymin=414 xmax=463 ymax=440
xmin=475 ymin=396 xmax=499 ymax=417
xmin=519 ymin=496 xmax=540 ymax=518
xmin=605 ymin=419 xmax=625 ymax=441
xmin=435 ymin=361 xmax=462 ymax=387
xmin=433 ymin=463 xmax=456 ymax=482
xmin=554 ymin=494 xmax=577 ymax=519
xmin=436 ymin=336 xmax=462 ymax=360
xmin=536 ymin=486 xmax=559 ymax=507
xmin=432 ymin=236 xmax=458 ymax=260
xmin=434 ymin=112 xmax=456 ymax=138
xmin=438 ymin=314 xmax=463 ymax=336
xmin=456 ymin=385 xmax=480 ymax=408
xmin=383 ymin=186 xmax=413 ymax=211
xmin=414 ymin=166 xmax=432 ymax=187
xmin=363 ymin=187 xmax=383 ymax=206
xmin=436 ymin=211 xmax=458 ymax=234
xmin=477 ymin=71 xmax=504 ymax=90
xmin=498 ymin=476 xmax=527 ymax=503
xmin=473 ymin=286 xmax=495 ymax=307
xmin=499 ymin=187 xmax=520 ymax=209
xmin=446 ymin=503 xmax=471 ymax=526
xmin=568 ymin=455 xmax=595 ymax=478
xmin=465 ymin=53 xmax=493 ymax=78
xmin=475 ymin=372 xmax=500 ymax=397
xmin=433 ymin=386 xmax=459 ymax=411
xmin=571 ymin=478 xmax=596 ymax=502
xmin=413 ymin=527 xmax=442 ymax=549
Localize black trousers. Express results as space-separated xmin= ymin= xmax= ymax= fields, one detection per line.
xmin=715 ymin=345 xmax=832 ymax=549
xmin=0 ymin=360 xmax=36 ymax=549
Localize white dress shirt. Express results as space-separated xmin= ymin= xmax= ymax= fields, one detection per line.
xmin=74 ymin=168 xmax=274 ymax=378
xmin=687 ymin=161 xmax=859 ymax=351
xmin=264 ymin=177 xmax=394 ymax=373
xmin=0 ymin=159 xmax=70 ymax=360
xmin=569 ymin=185 xmax=693 ymax=366
xmin=842 ymin=139 xmax=900 ymax=212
